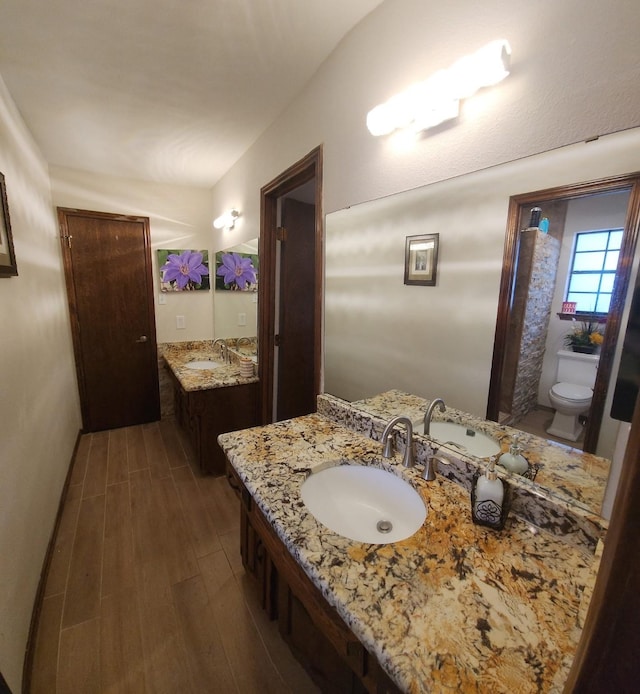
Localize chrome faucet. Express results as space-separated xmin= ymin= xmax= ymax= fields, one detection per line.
xmin=423 ymin=398 xmax=446 ymax=436
xmin=381 ymin=416 xmax=415 ymax=468
xmin=236 ymin=337 xmax=258 ymax=360
xmin=213 ymin=338 xmax=229 ymax=363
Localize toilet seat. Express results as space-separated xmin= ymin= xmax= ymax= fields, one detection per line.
xmin=551 ymin=382 xmax=592 ymax=405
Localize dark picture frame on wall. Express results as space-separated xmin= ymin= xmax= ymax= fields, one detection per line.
xmin=0 ymin=172 xmax=18 ymax=277
xmin=404 ymin=233 xmax=438 ymax=286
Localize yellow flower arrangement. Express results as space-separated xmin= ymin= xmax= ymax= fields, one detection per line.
xmin=564 ymin=321 xmax=604 ymax=351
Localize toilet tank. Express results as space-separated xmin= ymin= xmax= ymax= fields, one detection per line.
xmin=557 ymin=349 xmax=600 ymax=388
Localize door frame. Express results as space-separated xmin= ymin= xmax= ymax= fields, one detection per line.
xmin=566 ymin=388 xmax=640 ymax=690
xmin=487 ymin=172 xmax=640 ymax=453
xmin=258 ymin=146 xmax=323 ymax=423
xmin=58 ymin=207 xmax=159 ymax=431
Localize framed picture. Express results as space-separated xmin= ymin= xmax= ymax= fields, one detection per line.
xmin=215 ymin=249 xmax=258 ymax=291
xmin=404 ymin=233 xmax=439 ymax=286
xmin=158 ymin=249 xmax=210 ymax=291
xmin=0 ymin=172 xmax=18 ymax=277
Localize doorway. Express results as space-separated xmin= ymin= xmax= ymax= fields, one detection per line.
xmin=258 ymin=147 xmax=323 ymax=423
xmin=488 ymin=173 xmax=640 ymax=453
xmin=58 ymin=208 xmax=160 ymax=431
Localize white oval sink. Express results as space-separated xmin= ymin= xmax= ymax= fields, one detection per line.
xmin=427 ymin=421 xmax=500 ymax=458
xmin=185 ymin=360 xmax=224 ymax=370
xmin=301 ymin=465 xmax=426 ymax=544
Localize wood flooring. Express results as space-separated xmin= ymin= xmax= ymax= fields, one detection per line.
xmin=29 ymin=418 xmax=319 ymax=693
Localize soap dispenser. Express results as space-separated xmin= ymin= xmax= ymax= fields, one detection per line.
xmin=471 ymin=457 xmax=506 ymax=530
xmin=498 ymin=435 xmax=529 ymax=475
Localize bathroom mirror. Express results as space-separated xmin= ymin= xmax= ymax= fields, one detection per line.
xmin=213 ymin=238 xmax=259 ymax=341
xmin=324 ymin=127 xmax=640 ymax=517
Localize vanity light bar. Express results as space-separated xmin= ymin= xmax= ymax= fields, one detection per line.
xmin=213 ymin=208 xmax=240 ymax=230
xmin=366 ymin=39 xmax=511 ymax=137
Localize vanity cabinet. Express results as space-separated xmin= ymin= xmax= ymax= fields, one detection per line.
xmin=226 ymin=464 xmax=403 ymax=694
xmin=169 ymin=371 xmax=258 ymax=475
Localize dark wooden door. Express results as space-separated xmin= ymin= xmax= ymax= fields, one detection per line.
xmin=276 ymin=198 xmax=316 ymax=421
xmin=59 ymin=208 xmax=160 ymax=431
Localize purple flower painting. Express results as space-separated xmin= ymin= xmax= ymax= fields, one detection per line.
xmin=158 ymin=249 xmax=210 ymax=291
xmin=216 ymin=251 xmax=257 ymax=291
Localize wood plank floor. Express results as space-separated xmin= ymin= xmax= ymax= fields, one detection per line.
xmin=29 ymin=418 xmax=319 ymax=693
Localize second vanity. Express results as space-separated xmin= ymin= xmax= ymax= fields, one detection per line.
xmin=219 ymin=392 xmax=604 ymax=693
xmin=163 ymin=340 xmax=259 ymax=474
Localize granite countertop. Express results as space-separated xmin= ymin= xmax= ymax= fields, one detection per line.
xmin=162 ymin=340 xmax=258 ymax=392
xmin=349 ymin=390 xmax=610 ymax=517
xmin=219 ymin=408 xmax=598 ymax=693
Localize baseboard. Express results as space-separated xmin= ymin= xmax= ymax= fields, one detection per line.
xmin=21 ymin=428 xmax=83 ymax=694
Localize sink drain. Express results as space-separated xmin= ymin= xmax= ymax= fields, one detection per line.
xmin=376 ymin=519 xmax=393 ymax=534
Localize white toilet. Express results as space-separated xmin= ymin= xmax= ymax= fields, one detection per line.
xmin=547 ymin=349 xmax=600 ymax=441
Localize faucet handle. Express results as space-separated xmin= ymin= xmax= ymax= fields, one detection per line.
xmin=422 ymin=446 xmax=436 ymax=481
xmin=422 ymin=451 xmax=450 ymax=481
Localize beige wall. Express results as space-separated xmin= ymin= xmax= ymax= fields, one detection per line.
xmin=0 ymin=77 xmax=81 ymax=691
xmin=50 ymin=166 xmax=215 ymax=343
xmin=211 ymin=0 xmax=640 ymax=253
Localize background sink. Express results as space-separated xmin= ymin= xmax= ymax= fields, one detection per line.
xmin=185 ymin=360 xmax=225 ymax=370
xmin=424 ymin=421 xmax=500 ymax=458
xmin=301 ymin=464 xmax=426 ymax=544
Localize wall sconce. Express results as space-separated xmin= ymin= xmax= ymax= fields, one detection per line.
xmin=213 ymin=209 xmax=240 ymax=230
xmin=366 ymin=39 xmax=511 ymax=137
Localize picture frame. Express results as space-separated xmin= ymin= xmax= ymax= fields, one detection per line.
xmin=158 ymin=249 xmax=210 ymax=291
xmin=0 ymin=172 xmax=18 ymax=277
xmin=215 ymin=249 xmax=258 ymax=291
xmin=404 ymin=233 xmax=439 ymax=286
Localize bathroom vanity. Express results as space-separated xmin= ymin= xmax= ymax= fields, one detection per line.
xmin=218 ymin=393 xmax=603 ymax=693
xmin=163 ymin=340 xmax=259 ymax=475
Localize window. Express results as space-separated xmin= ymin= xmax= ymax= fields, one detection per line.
xmin=566 ymin=229 xmax=622 ymax=314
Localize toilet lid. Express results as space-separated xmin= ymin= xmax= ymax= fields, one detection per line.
xmin=552 ymin=382 xmax=593 ymax=400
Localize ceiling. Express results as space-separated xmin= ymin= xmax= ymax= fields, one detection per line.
xmin=0 ymin=0 xmax=384 ymax=188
